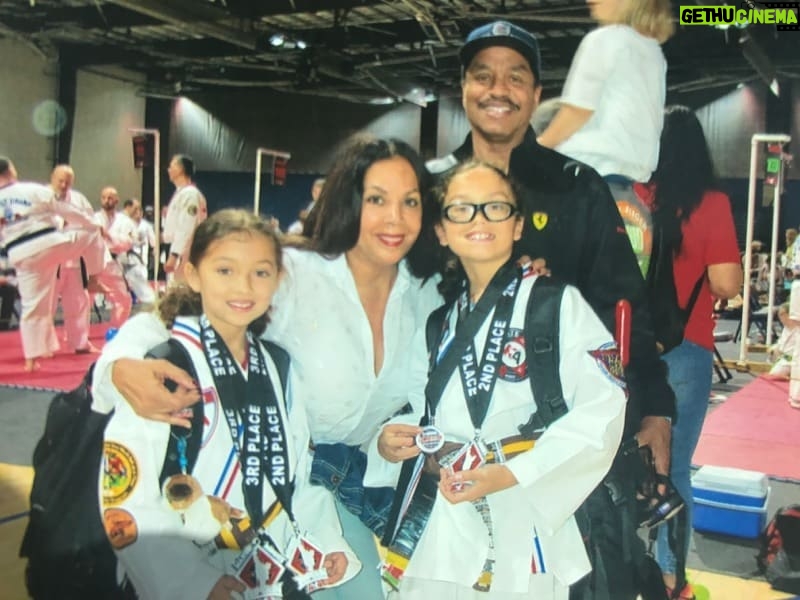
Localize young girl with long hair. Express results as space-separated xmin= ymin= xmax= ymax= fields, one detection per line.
xmin=98 ymin=209 xmax=357 ymax=599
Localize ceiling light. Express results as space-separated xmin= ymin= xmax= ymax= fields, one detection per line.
xmin=368 ymin=96 xmax=397 ymax=105
xmin=297 ymin=39 xmax=307 ymax=50
xmin=269 ymin=33 xmax=285 ymax=47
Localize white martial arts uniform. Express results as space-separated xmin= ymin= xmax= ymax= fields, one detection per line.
xmin=134 ymin=217 xmax=156 ymax=270
xmin=99 ymin=316 xmax=359 ymax=599
xmin=0 ymin=181 xmax=106 ymax=359
xmin=53 ymin=188 xmax=102 ymax=350
xmin=95 ymin=209 xmax=152 ymax=311
xmin=378 ymin=275 xmax=626 ymax=599
xmin=162 ymin=184 xmax=206 ymax=281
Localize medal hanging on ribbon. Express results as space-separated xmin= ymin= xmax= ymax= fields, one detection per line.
xmin=232 ymin=537 xmax=286 ymax=600
xmin=443 ymin=272 xmax=520 ymax=590
xmin=200 ymin=317 xmax=330 ymax=595
xmin=415 ymin=424 xmax=445 ymax=453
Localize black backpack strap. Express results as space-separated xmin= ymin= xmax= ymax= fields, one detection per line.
xmin=518 ymin=276 xmax=568 ymax=437
xmin=147 ymin=339 xmax=205 ymax=486
xmin=425 ymin=303 xmax=451 ymax=367
xmin=682 ymin=273 xmax=706 ymax=320
xmin=261 ymin=340 xmax=291 ymax=397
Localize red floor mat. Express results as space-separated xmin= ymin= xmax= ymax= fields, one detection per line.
xmin=0 ymin=324 xmax=108 ymax=391
xmin=693 ymin=377 xmax=800 ymax=481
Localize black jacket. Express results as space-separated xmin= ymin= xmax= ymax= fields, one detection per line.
xmin=428 ymin=129 xmax=675 ymax=435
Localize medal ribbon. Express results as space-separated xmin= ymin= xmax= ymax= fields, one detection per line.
xmin=199 ymin=316 xmax=295 ymax=527
xmin=424 ymin=260 xmax=520 ymax=422
xmin=455 ymin=275 xmax=519 ymax=432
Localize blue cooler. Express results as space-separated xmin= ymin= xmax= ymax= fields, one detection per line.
xmin=691 ymin=466 xmax=769 ymax=538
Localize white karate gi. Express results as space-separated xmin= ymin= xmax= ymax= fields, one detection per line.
xmin=162 ymin=184 xmax=206 ymax=281
xmin=381 ymin=276 xmax=626 ymax=599
xmin=99 ymin=316 xmax=359 ymax=599
xmin=0 ymin=181 xmax=106 ymax=359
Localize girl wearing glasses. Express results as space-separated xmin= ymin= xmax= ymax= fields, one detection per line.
xmin=377 ymin=161 xmax=626 ymax=599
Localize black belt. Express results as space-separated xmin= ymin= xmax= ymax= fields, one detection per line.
xmin=4 ymin=227 xmax=57 ymax=252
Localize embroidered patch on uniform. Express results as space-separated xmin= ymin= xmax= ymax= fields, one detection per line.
xmin=187 ymin=205 xmax=198 ymax=216
xmin=201 ymin=386 xmax=219 ymax=448
xmin=498 ymin=329 xmax=527 ymax=382
xmin=531 ymin=212 xmax=548 ymax=230
xmin=588 ymin=342 xmax=626 ymax=390
xmin=102 ymin=441 xmax=139 ymax=506
xmin=103 ymin=508 xmax=138 ymax=549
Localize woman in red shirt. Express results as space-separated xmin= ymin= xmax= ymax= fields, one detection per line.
xmin=649 ymin=106 xmax=742 ymax=599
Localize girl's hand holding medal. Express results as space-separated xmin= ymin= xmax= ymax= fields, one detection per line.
xmin=377 ymin=423 xmax=424 ymax=462
xmin=438 ymin=464 xmax=518 ymax=504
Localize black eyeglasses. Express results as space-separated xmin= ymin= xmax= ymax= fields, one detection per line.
xmin=442 ymin=201 xmax=518 ymax=224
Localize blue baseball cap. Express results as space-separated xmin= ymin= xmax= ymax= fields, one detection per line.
xmin=460 ymin=21 xmax=541 ymax=83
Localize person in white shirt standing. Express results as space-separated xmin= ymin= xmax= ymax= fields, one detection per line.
xmin=93 ymin=186 xmax=135 ymax=323
xmin=537 ymin=0 xmax=674 ymax=277
xmin=50 ymin=164 xmax=105 ymax=353
xmin=119 ymin=198 xmax=156 ymax=304
xmin=0 ymin=157 xmax=107 ymax=371
xmin=163 ymin=154 xmax=207 ymax=282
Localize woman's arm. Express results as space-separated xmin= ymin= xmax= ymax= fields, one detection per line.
xmin=708 ymin=262 xmax=743 ymax=300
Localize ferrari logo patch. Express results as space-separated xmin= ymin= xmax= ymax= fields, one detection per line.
xmin=531 ymin=212 xmax=548 ymax=231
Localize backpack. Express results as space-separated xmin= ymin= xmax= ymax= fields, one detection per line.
xmin=757 ymin=504 xmax=800 ymax=593
xmin=19 ymin=337 xmax=290 ymax=600
xmin=425 ymin=276 xmax=670 ymax=600
xmin=645 ymin=209 xmax=704 ymax=355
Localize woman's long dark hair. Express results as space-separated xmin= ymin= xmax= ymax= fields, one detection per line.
xmin=300 ymin=135 xmax=439 ymax=280
xmin=651 ymin=105 xmax=719 ymax=256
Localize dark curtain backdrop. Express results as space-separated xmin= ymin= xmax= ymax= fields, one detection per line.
xmin=169 ymin=89 xmax=422 ymax=174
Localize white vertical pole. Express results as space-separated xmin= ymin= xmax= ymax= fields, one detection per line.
xmin=765 ymin=179 xmax=782 ymax=346
xmin=254 ymin=151 xmax=263 ymax=216
xmin=738 ymin=133 xmax=791 ymax=365
xmin=253 ymin=147 xmax=291 ymax=217
xmin=739 ymin=139 xmax=759 ymax=364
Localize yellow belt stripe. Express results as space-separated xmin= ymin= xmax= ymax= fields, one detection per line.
xmin=217 ymin=500 xmax=283 ymax=550
xmin=485 ymin=439 xmax=535 ymax=462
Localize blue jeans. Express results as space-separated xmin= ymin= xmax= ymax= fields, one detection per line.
xmin=309 ymin=443 xmax=395 ymax=537
xmin=655 ymin=340 xmax=712 ymax=575
xmin=313 ymin=498 xmax=385 ymax=600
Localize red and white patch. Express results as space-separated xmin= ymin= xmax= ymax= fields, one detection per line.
xmin=588 ymin=342 xmax=626 ymax=391
xmin=498 ymin=330 xmax=527 ymax=382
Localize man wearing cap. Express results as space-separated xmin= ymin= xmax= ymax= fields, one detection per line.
xmin=427 ymin=20 xmax=675 ymax=598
